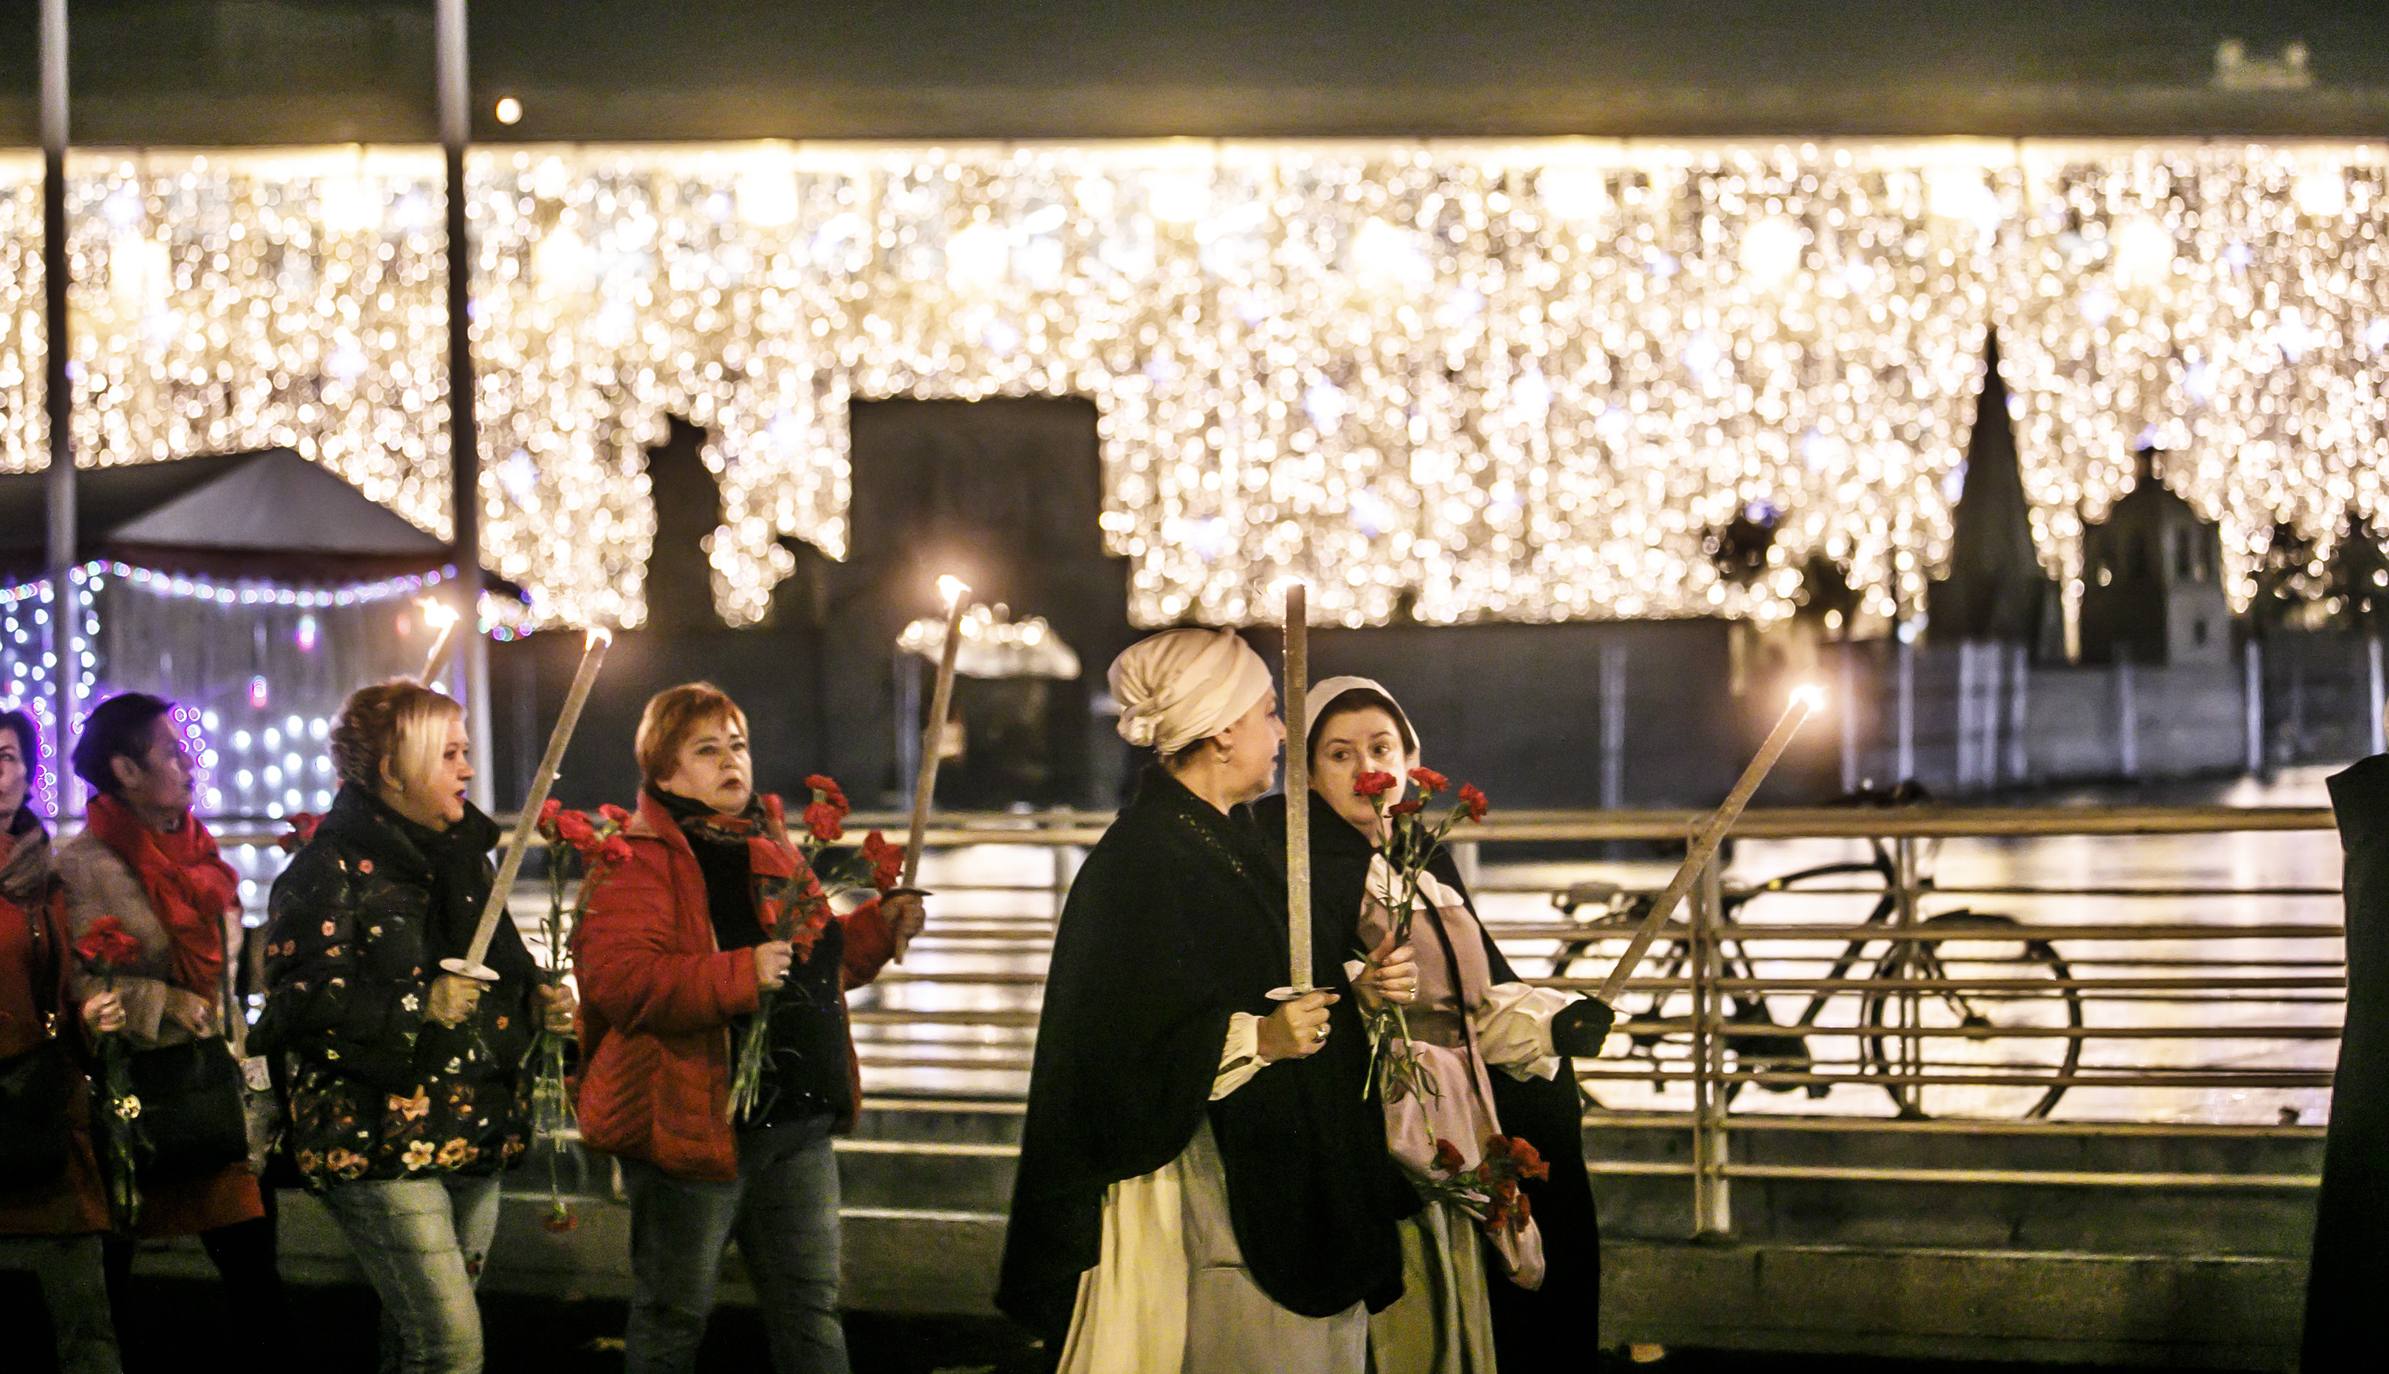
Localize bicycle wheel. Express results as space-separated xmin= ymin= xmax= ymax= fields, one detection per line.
xmin=1858 ymin=912 xmax=2084 ymax=1120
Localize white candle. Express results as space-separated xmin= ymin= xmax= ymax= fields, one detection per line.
xmin=446 ymin=626 xmax=612 ymax=979
xmin=1283 ymin=580 xmax=1312 ymax=994
xmin=889 ymin=576 xmax=969 ymax=963
xmin=1597 ymin=683 xmax=1824 ymax=1002
xmin=417 ymin=595 xmax=463 ymax=687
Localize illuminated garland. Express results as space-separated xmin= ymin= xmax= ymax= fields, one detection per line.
xmin=0 ymin=142 xmax=2380 ymax=628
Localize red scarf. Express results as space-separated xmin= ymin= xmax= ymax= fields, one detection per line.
xmin=83 ymin=794 xmax=241 ymax=996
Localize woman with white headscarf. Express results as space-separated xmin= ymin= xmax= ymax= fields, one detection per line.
xmin=1255 ymin=677 xmax=1614 ymax=1373
xmin=998 ymin=629 xmax=1413 ymax=1373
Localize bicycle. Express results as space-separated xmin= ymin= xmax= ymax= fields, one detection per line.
xmin=1549 ymin=793 xmax=2085 ymax=1120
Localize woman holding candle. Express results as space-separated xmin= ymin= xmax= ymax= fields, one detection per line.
xmin=1255 ymin=677 xmax=1613 ymax=1373
xmin=998 ymin=629 xmax=1413 ymax=1374
xmin=0 ymin=708 xmax=126 ymax=1374
xmin=254 ymin=680 xmax=567 ymax=1374
xmin=57 ymin=692 xmax=286 ymax=1362
xmin=574 ymin=682 xmax=925 ymax=1374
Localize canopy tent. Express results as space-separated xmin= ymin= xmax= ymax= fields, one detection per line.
xmin=0 ymin=448 xmax=518 ymax=828
xmin=0 ymin=447 xmax=461 ymax=584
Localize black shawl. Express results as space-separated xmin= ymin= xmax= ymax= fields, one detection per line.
xmin=1255 ymin=787 xmax=1603 ymax=1370
xmin=2306 ymin=754 xmax=2389 ymax=1365
xmin=997 ymin=767 xmax=1412 ymax=1343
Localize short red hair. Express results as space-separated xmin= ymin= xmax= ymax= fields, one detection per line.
xmin=634 ymin=683 xmax=749 ymax=784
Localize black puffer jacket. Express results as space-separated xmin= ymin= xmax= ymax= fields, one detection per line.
xmin=255 ymin=786 xmax=537 ymax=1189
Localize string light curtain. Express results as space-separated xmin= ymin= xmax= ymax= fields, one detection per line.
xmin=0 ymin=152 xmax=41 ymax=472
xmin=0 ymin=142 xmax=2382 ymax=628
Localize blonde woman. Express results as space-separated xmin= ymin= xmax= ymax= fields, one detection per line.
xmin=255 ymin=680 xmax=571 ymax=1373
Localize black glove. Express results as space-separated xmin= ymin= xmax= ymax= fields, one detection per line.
xmin=1551 ymin=997 xmax=1617 ymax=1059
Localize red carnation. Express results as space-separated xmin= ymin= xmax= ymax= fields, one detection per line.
xmin=74 ymin=916 xmax=142 ymax=973
xmin=804 ymin=774 xmax=850 ymax=815
xmin=861 ymin=830 xmax=906 ymax=892
xmin=542 ymin=1204 xmax=579 ymax=1234
xmin=1388 ymin=799 xmax=1424 ymax=817
xmin=536 ymin=799 xmax=564 ymax=837
xmin=596 ymin=803 xmax=632 ymax=827
xmin=1431 ymin=1138 xmax=1466 ymax=1175
xmin=1407 ymin=766 xmax=1449 ymax=795
xmin=1509 ymin=1137 xmax=1548 ymax=1181
xmin=596 ymin=835 xmax=633 ymax=868
xmin=1457 ymin=783 xmax=1489 ymax=823
xmin=802 ymin=801 xmax=845 ymax=843
xmin=277 ymin=811 xmax=322 ymax=854
xmin=554 ymin=809 xmax=598 ymax=854
xmin=1354 ymin=771 xmax=1398 ymax=799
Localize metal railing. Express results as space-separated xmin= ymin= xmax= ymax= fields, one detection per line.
xmin=215 ymin=802 xmax=2346 ymax=1238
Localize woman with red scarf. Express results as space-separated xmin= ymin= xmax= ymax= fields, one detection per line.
xmin=58 ymin=692 xmax=284 ymax=1363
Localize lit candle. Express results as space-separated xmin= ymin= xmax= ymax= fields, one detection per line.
xmin=894 ymin=576 xmax=970 ymax=961
xmin=445 ymin=626 xmax=612 ymax=980
xmin=1282 ymin=579 xmax=1312 ymax=994
xmin=417 ymin=595 xmax=463 ymax=687
xmin=1597 ymin=683 xmax=1824 ymax=1002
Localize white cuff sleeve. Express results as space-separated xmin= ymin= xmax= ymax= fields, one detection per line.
xmin=1472 ymin=981 xmax=1580 ymax=1082
xmin=1212 ymin=1012 xmax=1268 ymax=1100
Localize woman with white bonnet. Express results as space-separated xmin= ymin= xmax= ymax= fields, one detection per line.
xmin=1254 ymin=677 xmax=1613 ymax=1372
xmin=998 ymin=629 xmax=1413 ymax=1372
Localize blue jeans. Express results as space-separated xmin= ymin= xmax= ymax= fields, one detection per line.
xmin=0 ymin=1233 xmax=121 ymax=1374
xmin=319 ymin=1172 xmax=504 ymax=1374
xmin=621 ymin=1114 xmax=848 ymax=1374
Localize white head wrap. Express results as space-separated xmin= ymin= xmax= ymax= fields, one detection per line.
xmin=1304 ymin=675 xmax=1421 ymax=758
xmin=1108 ymin=628 xmax=1275 ymax=755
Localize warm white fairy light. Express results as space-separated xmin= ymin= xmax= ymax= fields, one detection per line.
xmin=55 ymin=149 xmax=452 ymax=541
xmin=1992 ymin=143 xmax=2389 ymax=606
xmin=0 ymin=141 xmax=2383 ymax=629
xmin=0 ymin=152 xmax=42 ymax=473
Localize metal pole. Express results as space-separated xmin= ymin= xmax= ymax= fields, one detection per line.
xmin=1689 ymin=822 xmax=1731 ymax=1237
xmin=1599 ymin=644 xmax=1627 ymax=809
xmin=1892 ymin=834 xmax=1922 ymax=1119
xmin=1836 ymin=643 xmax=1859 ymax=795
xmin=2006 ymin=643 xmax=2030 ymax=785
xmin=1895 ymin=638 xmax=1916 ymax=784
xmin=2368 ymin=635 xmax=2386 ymax=759
xmin=1954 ymin=642 xmax=1976 ymax=791
xmin=437 ymin=0 xmax=493 ymax=810
xmin=2116 ymin=660 xmax=2140 ymax=779
xmin=2243 ymin=639 xmax=2265 ymax=776
xmin=39 ymin=0 xmax=76 ymax=813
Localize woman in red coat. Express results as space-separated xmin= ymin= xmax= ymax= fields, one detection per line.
xmin=575 ymin=682 xmax=926 ymax=1374
xmin=0 ymin=707 xmax=127 ymax=1374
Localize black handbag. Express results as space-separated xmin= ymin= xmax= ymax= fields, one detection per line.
xmin=0 ymin=909 xmax=74 ymax=1185
xmin=126 ymin=1034 xmax=250 ymax=1182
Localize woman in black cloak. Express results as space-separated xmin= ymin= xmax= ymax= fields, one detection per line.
xmin=1256 ymin=676 xmax=1614 ymax=1372
xmin=997 ymin=629 xmax=1414 ymax=1373
xmin=2306 ymin=740 xmax=2389 ymax=1367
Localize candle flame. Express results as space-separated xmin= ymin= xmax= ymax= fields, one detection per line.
xmin=936 ymin=574 xmax=970 ymax=608
xmin=418 ymin=596 xmax=460 ymax=631
xmin=1790 ymin=683 xmax=1827 ymax=712
xmin=586 ymin=625 xmax=613 ymax=649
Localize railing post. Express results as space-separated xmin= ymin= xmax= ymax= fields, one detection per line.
xmin=1836 ymin=643 xmax=1859 ymax=795
xmin=1891 ymin=834 xmax=1923 ymax=1117
xmin=1895 ymin=638 xmax=1917 ymax=784
xmin=1689 ymin=823 xmax=1732 ymax=1237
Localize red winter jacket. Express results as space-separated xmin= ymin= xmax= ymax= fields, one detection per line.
xmin=573 ymin=789 xmax=896 ymax=1182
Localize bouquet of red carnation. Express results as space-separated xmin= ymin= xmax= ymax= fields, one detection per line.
xmin=1349 ymin=767 xmax=1492 ymax=1102
xmin=728 ymin=775 xmax=906 ymax=1123
xmin=1419 ymin=1133 xmax=1549 ymax=1244
xmin=525 ymin=800 xmax=635 ymax=1229
xmin=72 ymin=916 xmax=147 ymax=1227
xmin=276 ymin=811 xmax=322 ymax=854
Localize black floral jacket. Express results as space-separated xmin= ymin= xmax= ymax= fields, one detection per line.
xmin=255 ymin=787 xmax=537 ymax=1189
